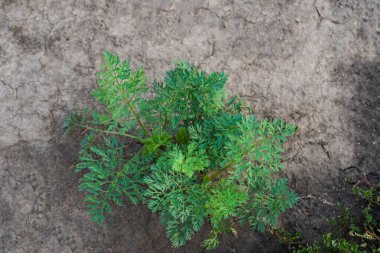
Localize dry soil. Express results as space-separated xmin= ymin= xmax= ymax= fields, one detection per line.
xmin=0 ymin=0 xmax=379 ymax=252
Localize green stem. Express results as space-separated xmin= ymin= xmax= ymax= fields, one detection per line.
xmin=205 ymin=137 xmax=270 ymax=182
xmin=112 ymin=72 xmax=150 ymax=136
xmin=76 ymin=123 xmax=143 ymax=141
xmin=162 ymin=116 xmax=168 ymax=130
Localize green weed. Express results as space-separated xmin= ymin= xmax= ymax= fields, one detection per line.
xmin=65 ymin=51 xmax=298 ymax=249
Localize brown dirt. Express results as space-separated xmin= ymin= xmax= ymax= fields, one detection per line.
xmin=0 ymin=0 xmax=379 ymax=252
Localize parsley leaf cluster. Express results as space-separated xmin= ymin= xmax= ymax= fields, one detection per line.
xmin=65 ymin=51 xmax=298 ymax=249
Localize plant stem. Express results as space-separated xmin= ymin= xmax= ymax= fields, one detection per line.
xmin=112 ymin=72 xmax=150 ymax=136
xmin=162 ymin=116 xmax=168 ymax=130
xmin=205 ymin=137 xmax=269 ymax=182
xmin=76 ymin=123 xmax=143 ymax=141
xmin=366 ymin=229 xmax=380 ymax=241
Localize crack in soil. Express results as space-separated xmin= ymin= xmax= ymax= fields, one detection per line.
xmin=306 ymin=141 xmax=331 ymax=159
xmin=340 ymin=157 xmax=366 ymax=172
xmin=199 ymin=40 xmax=216 ymax=66
xmin=314 ymin=0 xmax=341 ymax=28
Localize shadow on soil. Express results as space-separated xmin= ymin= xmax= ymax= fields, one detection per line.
xmin=276 ymin=60 xmax=380 ymax=251
xmin=348 ymin=60 xmax=380 ymax=179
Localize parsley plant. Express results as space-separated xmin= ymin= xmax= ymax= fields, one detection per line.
xmin=65 ymin=51 xmax=298 ymax=249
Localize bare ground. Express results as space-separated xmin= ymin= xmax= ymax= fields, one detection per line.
xmin=0 ymin=0 xmax=379 ymax=252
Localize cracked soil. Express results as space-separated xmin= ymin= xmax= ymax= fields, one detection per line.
xmin=0 ymin=0 xmax=379 ymax=252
